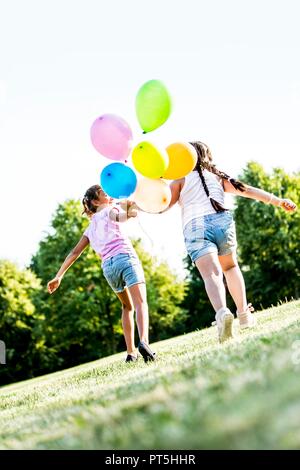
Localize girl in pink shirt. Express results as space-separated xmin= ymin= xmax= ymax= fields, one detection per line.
xmin=47 ymin=185 xmax=155 ymax=363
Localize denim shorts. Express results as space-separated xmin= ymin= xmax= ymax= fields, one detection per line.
xmin=183 ymin=211 xmax=237 ymax=263
xmin=102 ymin=253 xmax=145 ymax=293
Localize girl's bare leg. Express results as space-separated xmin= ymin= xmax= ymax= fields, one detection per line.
xmin=195 ymin=252 xmax=227 ymax=312
xmin=218 ymin=251 xmax=248 ymax=313
xmin=128 ymin=283 xmax=149 ymax=344
xmin=116 ymin=288 xmax=136 ymax=355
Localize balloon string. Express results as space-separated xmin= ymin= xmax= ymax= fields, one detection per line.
xmin=136 ymin=215 xmax=155 ymax=251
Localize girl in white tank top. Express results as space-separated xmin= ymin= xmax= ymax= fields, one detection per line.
xmin=168 ymin=140 xmax=296 ymax=344
xmin=179 ymin=169 xmax=226 ymax=229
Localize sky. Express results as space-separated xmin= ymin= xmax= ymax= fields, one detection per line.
xmin=0 ymin=0 xmax=299 ymax=278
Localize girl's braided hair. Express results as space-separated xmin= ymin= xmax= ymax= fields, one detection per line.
xmin=190 ymin=141 xmax=246 ymax=212
xmin=82 ymin=184 xmax=101 ymax=216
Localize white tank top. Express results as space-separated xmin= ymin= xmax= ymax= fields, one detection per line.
xmin=178 ymin=169 xmax=226 ymax=229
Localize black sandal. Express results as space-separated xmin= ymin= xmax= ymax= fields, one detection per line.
xmin=138 ymin=341 xmax=156 ymax=363
xmin=125 ymin=354 xmax=138 ymax=363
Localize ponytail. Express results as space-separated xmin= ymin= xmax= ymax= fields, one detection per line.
xmin=82 ymin=185 xmax=101 ymax=216
xmin=190 ymin=141 xmax=246 ymax=212
xmin=194 ymin=159 xmax=226 ymax=212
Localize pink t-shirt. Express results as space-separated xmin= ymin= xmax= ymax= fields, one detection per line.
xmin=84 ymin=206 xmax=137 ymax=262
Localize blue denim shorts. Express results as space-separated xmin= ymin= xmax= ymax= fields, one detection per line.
xmin=102 ymin=253 xmax=145 ymax=293
xmin=183 ymin=211 xmax=237 ymax=263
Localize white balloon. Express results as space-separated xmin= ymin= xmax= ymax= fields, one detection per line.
xmin=133 ymin=178 xmax=171 ymax=214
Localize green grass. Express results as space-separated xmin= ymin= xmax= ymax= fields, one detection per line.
xmin=1 ymin=300 xmax=300 ymax=450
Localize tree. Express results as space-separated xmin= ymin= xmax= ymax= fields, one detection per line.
xmin=0 ymin=260 xmax=42 ymax=385
xmin=234 ymin=162 xmax=300 ymax=308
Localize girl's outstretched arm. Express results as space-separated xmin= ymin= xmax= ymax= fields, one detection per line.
xmin=109 ymin=201 xmax=138 ymax=222
xmin=47 ymin=235 xmax=90 ymax=294
xmin=223 ymin=179 xmax=297 ymax=212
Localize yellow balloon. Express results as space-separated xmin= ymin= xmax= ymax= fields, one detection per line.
xmin=132 ymin=141 xmax=169 ymax=179
xmin=163 ymin=142 xmax=198 ymax=180
xmin=133 ymin=178 xmax=171 ymax=213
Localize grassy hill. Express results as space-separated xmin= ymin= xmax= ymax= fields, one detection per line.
xmin=1 ymin=300 xmax=300 ymax=450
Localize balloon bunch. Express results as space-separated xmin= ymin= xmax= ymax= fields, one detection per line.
xmin=90 ymin=79 xmax=197 ymax=213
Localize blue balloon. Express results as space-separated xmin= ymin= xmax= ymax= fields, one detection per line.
xmin=100 ymin=162 xmax=137 ymax=199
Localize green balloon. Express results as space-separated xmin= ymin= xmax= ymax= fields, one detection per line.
xmin=135 ymin=80 xmax=172 ymax=133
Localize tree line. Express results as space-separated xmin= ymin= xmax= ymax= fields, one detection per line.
xmin=0 ymin=162 xmax=299 ymax=385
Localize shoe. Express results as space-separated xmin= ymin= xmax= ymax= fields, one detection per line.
xmin=215 ymin=307 xmax=234 ymax=343
xmin=237 ymin=303 xmax=257 ymax=329
xmin=138 ymin=341 xmax=156 ymax=363
xmin=125 ymin=354 xmax=138 ymax=363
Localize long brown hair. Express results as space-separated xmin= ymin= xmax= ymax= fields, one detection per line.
xmin=190 ymin=141 xmax=246 ymax=212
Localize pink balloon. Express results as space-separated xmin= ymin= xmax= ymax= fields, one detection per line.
xmin=90 ymin=114 xmax=133 ymax=161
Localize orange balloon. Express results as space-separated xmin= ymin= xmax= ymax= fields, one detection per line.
xmin=163 ymin=142 xmax=197 ymax=180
